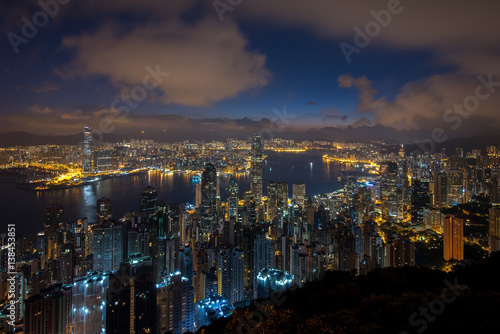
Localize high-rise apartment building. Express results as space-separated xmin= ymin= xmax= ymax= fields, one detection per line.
xmin=443 ymin=214 xmax=464 ymax=261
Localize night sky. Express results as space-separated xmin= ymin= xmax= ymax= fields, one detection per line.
xmin=1 ymin=0 xmax=499 ymax=139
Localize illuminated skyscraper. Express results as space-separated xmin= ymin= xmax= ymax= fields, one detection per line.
xmin=292 ymin=182 xmax=306 ymax=210
xmin=83 ymin=126 xmax=93 ymax=173
xmin=217 ymin=247 xmax=244 ymax=305
xmin=489 ymin=207 xmax=500 ymax=253
xmin=140 ymin=185 xmax=158 ymax=222
xmin=24 ymin=284 xmax=72 ymax=334
xmin=72 ymin=273 xmax=110 ymax=334
xmin=91 ymin=221 xmax=125 ymax=272
xmin=201 ymin=163 xmax=218 ymax=232
xmin=228 ymin=179 xmax=239 ymax=220
xmin=433 ymin=172 xmax=448 ymax=209
xmin=250 ymin=134 xmax=263 ymax=205
xmin=446 ymin=169 xmax=464 ymax=206
xmin=381 ymin=162 xmax=398 ymax=221
xmin=443 ymin=214 xmax=464 ymax=261
xmin=157 ymin=273 xmax=195 ymax=334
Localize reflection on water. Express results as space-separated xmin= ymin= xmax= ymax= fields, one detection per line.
xmin=1 ymin=151 xmax=344 ymax=235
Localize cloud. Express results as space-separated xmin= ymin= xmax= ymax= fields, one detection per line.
xmin=59 ymin=19 xmax=271 ymax=107
xmin=320 ymin=107 xmax=349 ymax=122
xmin=33 ymin=81 xmax=59 ymax=94
xmin=305 ymin=101 xmax=316 ymax=105
xmin=338 ymin=73 xmax=500 ymax=134
xmin=352 ymin=117 xmax=373 ymax=128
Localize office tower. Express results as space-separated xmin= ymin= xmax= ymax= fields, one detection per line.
xmin=250 ymin=134 xmax=263 ymax=205
xmin=292 ymin=182 xmax=306 ymax=210
xmin=83 ymin=126 xmax=93 ymax=173
xmin=72 ymin=273 xmax=110 ymax=334
xmin=91 ymin=221 xmax=125 ymax=273
xmin=446 ymin=169 xmax=465 ymax=206
xmin=256 ymin=268 xmax=294 ymax=299
xmin=433 ymin=172 xmax=448 ymax=209
xmin=489 ymin=207 xmax=500 ymax=253
xmin=385 ymin=235 xmax=415 ymax=267
xmin=381 ymin=162 xmax=399 ymax=221
xmin=228 ymin=178 xmax=239 ymax=220
xmin=201 ymin=163 xmax=218 ymax=232
xmin=140 ymin=185 xmax=158 ymax=221
xmin=157 ymin=273 xmax=195 ymax=334
xmin=93 ymin=149 xmax=113 ymax=172
xmin=106 ymin=256 xmax=156 ymax=334
xmin=24 ymin=284 xmax=72 ymax=334
xmin=44 ymin=204 xmax=64 ymax=238
xmin=443 ymin=214 xmax=464 ymax=261
xmin=411 ymin=180 xmax=430 ymax=224
xmin=217 ymin=247 xmax=244 ymax=305
xmin=97 ymin=197 xmax=112 ymax=223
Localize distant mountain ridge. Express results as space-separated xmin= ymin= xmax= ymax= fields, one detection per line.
xmin=0 ymin=129 xmax=499 ymax=150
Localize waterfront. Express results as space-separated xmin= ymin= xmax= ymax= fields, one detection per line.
xmin=1 ymin=151 xmax=348 ymax=236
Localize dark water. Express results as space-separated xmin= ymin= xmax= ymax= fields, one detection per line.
xmin=0 ymin=151 xmax=344 ymax=236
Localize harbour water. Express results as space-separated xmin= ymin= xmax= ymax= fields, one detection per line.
xmin=1 ymin=151 xmax=347 ymax=236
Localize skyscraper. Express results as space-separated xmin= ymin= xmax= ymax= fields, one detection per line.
xmin=201 ymin=163 xmax=218 ymax=232
xmin=91 ymin=221 xmax=125 ymax=272
xmin=97 ymin=197 xmax=112 ymax=224
xmin=228 ymin=178 xmax=239 ymax=220
xmin=217 ymin=247 xmax=244 ymax=305
xmin=72 ymin=273 xmax=110 ymax=334
xmin=157 ymin=273 xmax=195 ymax=334
xmin=24 ymin=284 xmax=72 ymax=334
xmin=83 ymin=126 xmax=93 ymax=173
xmin=433 ymin=172 xmax=448 ymax=209
xmin=292 ymin=182 xmax=306 ymax=210
xmin=250 ymin=134 xmax=263 ymax=205
xmin=489 ymin=207 xmax=500 ymax=254
xmin=140 ymin=185 xmax=158 ymax=222
xmin=411 ymin=179 xmax=430 ymax=225
xmin=381 ymin=162 xmax=398 ymax=221
xmin=443 ymin=214 xmax=464 ymax=261
xmin=44 ymin=204 xmax=64 ymax=238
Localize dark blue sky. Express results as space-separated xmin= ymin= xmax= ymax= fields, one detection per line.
xmin=1 ymin=0 xmax=499 ymax=137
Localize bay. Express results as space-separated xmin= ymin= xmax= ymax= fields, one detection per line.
xmin=0 ymin=151 xmax=345 ymax=236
